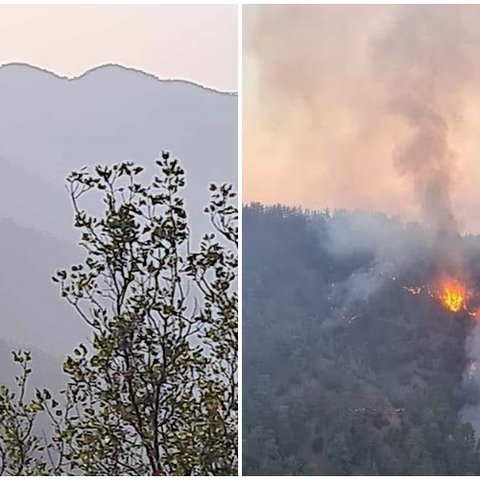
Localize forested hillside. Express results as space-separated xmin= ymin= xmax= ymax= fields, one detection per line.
xmin=243 ymin=203 xmax=480 ymax=475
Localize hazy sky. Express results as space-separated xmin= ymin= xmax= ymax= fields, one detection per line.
xmin=0 ymin=5 xmax=237 ymax=91
xmin=244 ymin=5 xmax=480 ymax=233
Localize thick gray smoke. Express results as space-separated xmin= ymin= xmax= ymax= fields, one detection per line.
xmin=245 ymin=5 xmax=480 ymax=231
xmin=319 ymin=211 xmax=435 ymax=312
xmin=373 ymin=6 xmax=474 ymax=232
xmin=461 ymin=328 xmax=480 ymax=433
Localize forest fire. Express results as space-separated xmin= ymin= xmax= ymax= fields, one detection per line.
xmin=436 ymin=280 xmax=468 ymax=313
xmin=403 ymin=277 xmax=477 ymax=315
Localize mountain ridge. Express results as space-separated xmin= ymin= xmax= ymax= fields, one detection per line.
xmin=0 ymin=62 xmax=237 ymax=96
xmin=0 ymin=60 xmax=236 ymax=355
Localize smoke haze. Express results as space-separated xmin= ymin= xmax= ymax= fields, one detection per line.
xmin=244 ymin=5 xmax=480 ymax=233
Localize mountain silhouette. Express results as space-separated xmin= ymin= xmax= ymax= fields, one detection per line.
xmin=0 ymin=63 xmax=237 ymax=359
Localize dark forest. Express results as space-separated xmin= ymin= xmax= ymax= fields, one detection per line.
xmin=243 ymin=203 xmax=480 ymax=475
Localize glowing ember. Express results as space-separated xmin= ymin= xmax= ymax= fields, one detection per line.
xmin=436 ymin=280 xmax=467 ymax=313
xmin=403 ymin=286 xmax=423 ymax=295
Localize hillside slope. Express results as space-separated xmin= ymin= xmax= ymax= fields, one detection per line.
xmin=0 ymin=63 xmax=237 ymax=241
xmin=243 ymin=204 xmax=480 ymax=475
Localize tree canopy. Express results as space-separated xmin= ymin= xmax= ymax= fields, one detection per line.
xmin=0 ymin=154 xmax=237 ymax=475
xmin=243 ymin=203 xmax=480 ymax=475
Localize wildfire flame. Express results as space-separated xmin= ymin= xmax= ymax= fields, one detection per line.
xmin=437 ymin=281 xmax=467 ymax=313
xmin=403 ymin=277 xmax=476 ymax=315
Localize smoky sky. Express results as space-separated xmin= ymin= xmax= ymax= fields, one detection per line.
xmin=244 ymin=5 xmax=480 ymax=234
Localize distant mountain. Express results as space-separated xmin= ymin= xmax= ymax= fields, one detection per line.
xmin=0 ymin=337 xmax=64 ymax=394
xmin=0 ymin=63 xmax=237 ymax=357
xmin=0 ymin=218 xmax=85 ymax=354
xmin=0 ymin=63 xmax=237 ymax=240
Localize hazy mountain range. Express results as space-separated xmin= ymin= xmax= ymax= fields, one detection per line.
xmin=0 ymin=63 xmax=237 ymax=383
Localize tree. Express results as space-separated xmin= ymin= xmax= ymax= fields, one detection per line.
xmin=0 ymin=351 xmax=51 ymax=475
xmin=0 ymin=153 xmax=238 ymax=475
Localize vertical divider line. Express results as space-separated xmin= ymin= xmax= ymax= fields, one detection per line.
xmin=237 ymin=1 xmax=243 ymax=476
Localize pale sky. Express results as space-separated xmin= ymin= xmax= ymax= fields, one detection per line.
xmin=0 ymin=5 xmax=237 ymax=92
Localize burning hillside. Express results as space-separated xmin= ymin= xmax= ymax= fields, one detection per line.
xmin=244 ymin=204 xmax=480 ymax=475
xmin=401 ymin=267 xmax=480 ymax=326
xmin=404 ymin=276 xmax=477 ymax=315
xmin=244 ymin=3 xmax=480 ymax=475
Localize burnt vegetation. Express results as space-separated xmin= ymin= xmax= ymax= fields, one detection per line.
xmin=243 ymin=203 xmax=480 ymax=475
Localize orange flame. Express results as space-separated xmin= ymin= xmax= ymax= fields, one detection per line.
xmin=403 ymin=277 xmax=480 ymax=315
xmin=436 ymin=279 xmax=467 ymax=313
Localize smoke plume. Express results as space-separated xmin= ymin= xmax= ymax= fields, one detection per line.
xmin=244 ymin=5 xmax=480 ymax=232
xmin=373 ymin=6 xmax=475 ymax=232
